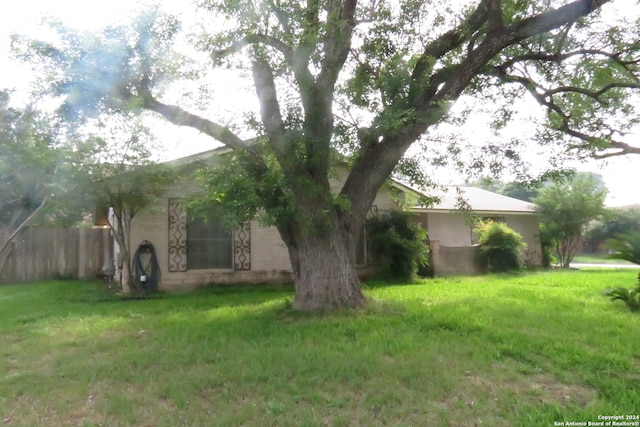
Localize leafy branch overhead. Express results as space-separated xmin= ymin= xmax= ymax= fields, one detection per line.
xmin=18 ymin=2 xmax=640 ymax=170
xmin=487 ymin=38 xmax=640 ymax=158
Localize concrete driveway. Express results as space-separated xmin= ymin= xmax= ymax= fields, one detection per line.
xmin=570 ymin=263 xmax=638 ymax=269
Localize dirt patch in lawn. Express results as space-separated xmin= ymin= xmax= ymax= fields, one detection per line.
xmin=463 ymin=371 xmax=597 ymax=407
xmin=428 ymin=362 xmax=598 ymax=426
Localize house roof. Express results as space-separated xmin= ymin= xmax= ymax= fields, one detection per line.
xmin=164 ymin=146 xmax=229 ymax=169
xmin=612 ymin=203 xmax=640 ymax=211
xmin=410 ymin=185 xmax=537 ymax=215
xmin=164 ymin=148 xmax=536 ymax=215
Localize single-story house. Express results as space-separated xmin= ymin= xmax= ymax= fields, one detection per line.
xmin=408 ymin=186 xmax=541 ymax=275
xmin=116 ymin=149 xmax=541 ymax=291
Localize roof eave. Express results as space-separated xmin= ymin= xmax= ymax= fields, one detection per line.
xmin=409 ymin=207 xmax=538 ymax=215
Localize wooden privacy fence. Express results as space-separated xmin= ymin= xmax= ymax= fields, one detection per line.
xmin=0 ymin=226 xmax=113 ymax=284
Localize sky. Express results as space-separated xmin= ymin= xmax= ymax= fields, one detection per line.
xmin=1 ymin=0 xmax=639 ymax=207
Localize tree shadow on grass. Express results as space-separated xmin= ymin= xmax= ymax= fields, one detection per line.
xmin=74 ymin=281 xmax=295 ymax=309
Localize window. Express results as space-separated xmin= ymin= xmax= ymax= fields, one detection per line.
xmin=186 ymin=213 xmax=233 ymax=269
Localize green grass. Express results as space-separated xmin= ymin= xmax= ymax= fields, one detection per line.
xmin=1 ymin=271 xmax=639 ymax=426
xmin=572 ymin=253 xmax=632 ymax=264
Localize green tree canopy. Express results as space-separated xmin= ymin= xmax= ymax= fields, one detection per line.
xmin=13 ymin=0 xmax=640 ymax=310
xmin=533 ymin=172 xmax=607 ymax=268
xmin=587 ymin=207 xmax=640 ymax=244
xmin=0 ymin=90 xmax=59 ymax=228
xmin=470 ymin=178 xmax=543 ymax=202
xmin=0 ymin=89 xmax=82 ymax=275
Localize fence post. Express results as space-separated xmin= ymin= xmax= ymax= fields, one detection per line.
xmin=78 ymin=228 xmax=87 ymax=279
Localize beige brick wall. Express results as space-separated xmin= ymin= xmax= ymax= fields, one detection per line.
xmin=126 ymin=174 xmax=401 ymax=291
xmin=124 ymin=170 xmax=543 ymax=290
xmin=249 ymin=223 xmax=292 ymax=272
xmin=129 ymin=193 xmax=295 ymax=291
xmin=430 ymin=240 xmax=484 ymax=276
xmin=426 ymin=212 xmax=473 ymax=246
xmin=422 ymin=211 xmax=542 ymax=271
xmin=504 ymin=214 xmax=542 ymax=266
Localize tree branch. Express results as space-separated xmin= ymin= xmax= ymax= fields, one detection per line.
xmin=497 ymin=49 xmax=640 ymax=76
xmin=590 ymin=140 xmax=640 ymax=159
xmin=545 ymin=82 xmax=640 ymax=99
xmin=433 ymin=0 xmax=612 ymax=105
xmin=139 ymin=91 xmax=252 ymax=152
xmin=344 ymin=0 xmax=616 ymax=219
xmin=292 ymin=0 xmax=320 ymax=75
xmin=490 ymin=69 xmax=640 ymax=159
xmin=212 ymin=33 xmax=293 ymax=64
xmin=318 ymin=0 xmax=358 ymax=89
xmin=411 ymin=1 xmax=490 ymax=81
xmin=270 ymin=0 xmax=293 ymax=35
xmin=251 ymin=58 xmax=286 ymax=159
xmin=486 ymin=0 xmax=504 ymax=32
xmin=510 ymin=0 xmax=610 ymax=39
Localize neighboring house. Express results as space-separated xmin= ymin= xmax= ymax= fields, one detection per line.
xmin=409 ymin=186 xmax=541 ymax=276
xmin=119 ymin=150 xmax=541 ymax=291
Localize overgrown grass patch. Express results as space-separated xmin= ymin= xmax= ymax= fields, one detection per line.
xmin=1 ymin=270 xmax=639 ymax=426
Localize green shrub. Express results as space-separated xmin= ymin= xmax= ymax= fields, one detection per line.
xmin=474 ymin=221 xmax=526 ymax=272
xmin=603 ymin=285 xmax=640 ymax=312
xmin=605 ymin=233 xmax=640 ymax=266
xmin=602 ymin=233 xmax=640 ymax=312
xmin=538 ymin=223 xmax=556 ymax=268
xmin=366 ymin=211 xmax=430 ymax=281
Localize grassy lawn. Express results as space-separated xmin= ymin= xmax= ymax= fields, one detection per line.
xmin=572 ymin=253 xmax=632 ymax=264
xmin=1 ymin=270 xmax=639 ymax=426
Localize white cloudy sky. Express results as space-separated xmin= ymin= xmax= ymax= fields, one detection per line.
xmin=1 ymin=0 xmax=639 ymax=207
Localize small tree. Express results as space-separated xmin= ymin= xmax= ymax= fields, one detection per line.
xmin=474 ymin=221 xmax=526 ymax=272
xmin=73 ymin=118 xmax=176 ymax=296
xmin=538 ymin=223 xmax=556 ymax=268
xmin=366 ymin=211 xmax=429 ymax=281
xmin=533 ymin=172 xmax=607 ymax=268
xmin=0 ymin=90 xmax=65 ymax=277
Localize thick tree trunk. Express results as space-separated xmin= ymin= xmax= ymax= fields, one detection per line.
xmin=284 ymin=224 xmax=365 ymax=312
xmin=108 ymin=211 xmax=142 ymax=296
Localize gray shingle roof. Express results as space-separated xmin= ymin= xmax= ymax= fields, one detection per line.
xmin=413 ymin=186 xmax=536 ymax=214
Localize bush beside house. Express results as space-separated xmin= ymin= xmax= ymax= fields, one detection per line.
xmin=475 ymin=221 xmax=526 ymax=273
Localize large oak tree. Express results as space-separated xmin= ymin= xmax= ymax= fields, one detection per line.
xmin=17 ymin=0 xmax=640 ymax=310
